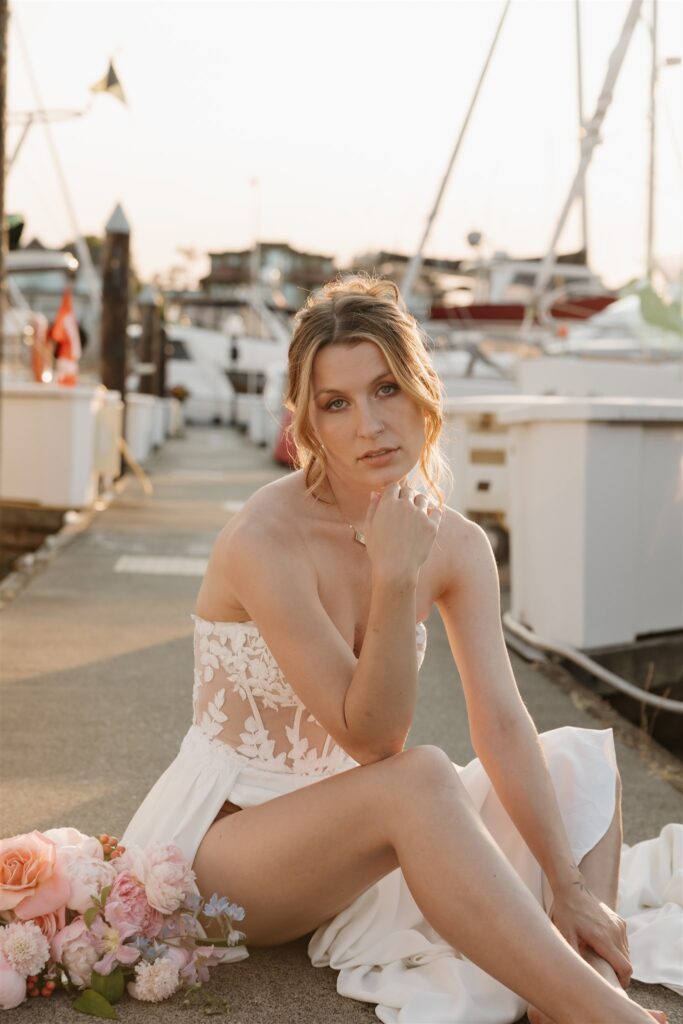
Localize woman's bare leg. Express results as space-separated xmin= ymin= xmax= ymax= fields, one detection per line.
xmin=527 ymin=771 xmax=667 ymax=1024
xmin=193 ymin=746 xmax=657 ymax=1024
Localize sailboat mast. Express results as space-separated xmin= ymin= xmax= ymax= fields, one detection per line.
xmin=401 ymin=0 xmax=511 ymax=307
xmin=522 ymin=0 xmax=644 ymax=333
xmin=575 ymin=0 xmax=589 ymax=260
xmin=646 ymin=0 xmax=657 ymax=284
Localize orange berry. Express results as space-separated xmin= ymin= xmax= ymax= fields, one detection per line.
xmin=45 ymin=980 xmax=56 ymax=991
xmin=29 ymin=989 xmax=39 ymax=998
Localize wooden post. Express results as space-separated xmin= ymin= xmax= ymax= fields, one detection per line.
xmin=0 ymin=0 xmax=8 ymax=366
xmin=100 ymin=204 xmax=130 ymax=396
xmin=157 ymin=323 xmax=168 ymax=398
xmin=137 ymin=284 xmax=162 ymax=396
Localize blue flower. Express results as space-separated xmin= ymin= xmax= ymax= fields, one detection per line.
xmin=227 ymin=903 xmax=245 ymax=922
xmin=203 ymin=894 xmax=232 ymax=918
xmin=182 ymin=892 xmax=203 ymax=912
xmin=131 ymin=937 xmax=169 ymax=962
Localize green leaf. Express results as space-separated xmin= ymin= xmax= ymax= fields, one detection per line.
xmin=72 ymin=988 xmax=119 ymax=1019
xmin=99 ymin=885 xmax=112 ymax=904
xmin=89 ymin=967 xmax=125 ymax=1004
xmin=83 ymin=906 xmax=99 ymax=929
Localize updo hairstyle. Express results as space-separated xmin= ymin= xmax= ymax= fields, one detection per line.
xmin=284 ymin=273 xmax=451 ymax=509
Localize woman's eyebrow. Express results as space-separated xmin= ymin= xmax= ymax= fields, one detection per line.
xmin=314 ymin=372 xmax=395 ymax=400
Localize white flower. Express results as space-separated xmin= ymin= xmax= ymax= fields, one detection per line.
xmin=43 ymin=827 xmax=103 ymax=860
xmin=0 ymin=921 xmax=50 ymax=977
xmin=59 ymin=850 xmax=117 ymax=914
xmin=43 ymin=827 xmax=116 ymax=913
xmin=126 ymin=956 xmax=181 ymax=1002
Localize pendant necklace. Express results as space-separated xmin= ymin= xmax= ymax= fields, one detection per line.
xmin=326 ymin=483 xmax=367 ymax=546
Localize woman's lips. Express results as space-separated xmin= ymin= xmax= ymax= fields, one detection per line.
xmin=361 ymin=448 xmax=398 ymax=464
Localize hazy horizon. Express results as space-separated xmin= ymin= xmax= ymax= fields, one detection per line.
xmin=8 ymin=0 xmax=683 ymax=292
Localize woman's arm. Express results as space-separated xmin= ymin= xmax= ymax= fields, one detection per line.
xmin=435 ymin=512 xmax=630 ymax=981
xmin=218 ymin=512 xmax=419 ymax=764
xmin=435 ymin=513 xmax=580 ymax=889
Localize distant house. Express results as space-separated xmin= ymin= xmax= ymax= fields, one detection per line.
xmin=201 ymin=242 xmax=337 ymax=311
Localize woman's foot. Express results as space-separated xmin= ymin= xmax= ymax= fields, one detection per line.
xmin=526 ymin=950 xmax=667 ymax=1024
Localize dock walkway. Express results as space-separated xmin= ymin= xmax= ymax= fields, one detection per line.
xmin=2 ymin=425 xmax=681 ymax=1023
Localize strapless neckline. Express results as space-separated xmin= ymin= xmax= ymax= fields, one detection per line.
xmin=191 ymin=614 xmax=427 ymax=633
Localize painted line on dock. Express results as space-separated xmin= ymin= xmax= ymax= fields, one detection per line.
xmin=113 ymin=555 xmax=208 ymax=576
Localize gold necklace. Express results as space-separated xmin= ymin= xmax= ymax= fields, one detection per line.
xmin=325 ymin=483 xmax=367 ymax=546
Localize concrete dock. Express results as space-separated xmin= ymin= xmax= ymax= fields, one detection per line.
xmin=1 ymin=425 xmax=681 ymax=1023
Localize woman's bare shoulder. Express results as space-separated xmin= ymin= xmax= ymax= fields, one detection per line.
xmin=196 ymin=473 xmax=309 ymax=621
xmin=217 ymin=471 xmax=307 ymax=550
xmin=433 ymin=505 xmax=488 ymax=600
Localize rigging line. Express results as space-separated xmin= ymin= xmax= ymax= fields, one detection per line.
xmin=660 ymin=90 xmax=683 ymax=182
xmin=11 ymin=10 xmax=101 ymax=318
xmin=12 ymin=14 xmax=85 ymax=247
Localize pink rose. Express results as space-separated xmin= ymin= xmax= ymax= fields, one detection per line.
xmin=30 ymin=907 xmax=66 ymax=944
xmin=0 ymin=952 xmax=26 ymax=1010
xmin=116 ymin=843 xmax=195 ymax=914
xmin=0 ymin=832 xmax=70 ymax=919
xmin=51 ymin=917 xmax=100 ymax=988
xmin=104 ymin=872 xmax=163 ymax=939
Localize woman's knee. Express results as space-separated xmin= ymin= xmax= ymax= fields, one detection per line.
xmin=388 ymin=744 xmax=462 ymax=795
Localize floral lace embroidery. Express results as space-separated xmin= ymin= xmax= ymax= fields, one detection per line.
xmin=190 ymin=614 xmax=428 ymax=776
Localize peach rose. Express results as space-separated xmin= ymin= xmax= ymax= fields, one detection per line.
xmin=0 ymin=832 xmax=70 ymax=920
xmin=30 ymin=907 xmax=66 ymax=944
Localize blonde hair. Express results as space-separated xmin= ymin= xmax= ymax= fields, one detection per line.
xmin=284 ymin=272 xmax=452 ymax=508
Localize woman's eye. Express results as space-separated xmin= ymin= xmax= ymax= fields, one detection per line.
xmin=324 ymin=384 xmax=397 ymax=412
xmin=326 ymin=398 xmax=346 ymax=410
xmin=378 ymin=383 xmax=398 ymax=396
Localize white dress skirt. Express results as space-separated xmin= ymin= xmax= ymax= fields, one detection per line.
xmin=121 ymin=616 xmax=683 ymax=1023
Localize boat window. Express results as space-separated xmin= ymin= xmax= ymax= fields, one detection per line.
xmin=167 ymin=338 xmax=191 ymax=360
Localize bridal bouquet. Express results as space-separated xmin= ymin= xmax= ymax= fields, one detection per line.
xmin=0 ymin=828 xmax=248 ymax=1017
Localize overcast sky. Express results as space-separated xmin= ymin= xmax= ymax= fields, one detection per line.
xmin=7 ymin=0 xmax=683 ymax=289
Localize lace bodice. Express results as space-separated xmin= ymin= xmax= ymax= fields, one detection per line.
xmin=191 ymin=614 xmax=428 ymax=776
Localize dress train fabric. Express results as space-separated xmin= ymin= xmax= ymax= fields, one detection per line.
xmin=121 ymin=616 xmax=682 ymax=1023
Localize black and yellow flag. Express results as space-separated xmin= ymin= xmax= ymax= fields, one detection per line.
xmin=90 ymin=60 xmax=127 ymax=107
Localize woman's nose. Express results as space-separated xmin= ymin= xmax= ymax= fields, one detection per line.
xmin=356 ymin=401 xmax=384 ymax=437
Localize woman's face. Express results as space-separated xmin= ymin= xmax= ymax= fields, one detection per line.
xmin=308 ymin=340 xmax=426 ymax=488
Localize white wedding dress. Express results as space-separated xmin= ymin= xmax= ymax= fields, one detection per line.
xmin=122 ymin=615 xmax=683 ymax=1023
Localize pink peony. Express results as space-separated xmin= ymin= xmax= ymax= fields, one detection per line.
xmin=116 ymin=843 xmax=195 ymax=914
xmin=104 ymin=872 xmax=163 ymax=939
xmin=0 ymin=952 xmax=26 ymax=1010
xmin=51 ymin=917 xmax=101 ymax=988
xmin=0 ymin=831 xmax=70 ymax=919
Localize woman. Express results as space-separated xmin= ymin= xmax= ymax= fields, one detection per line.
xmin=122 ymin=275 xmax=667 ymax=1024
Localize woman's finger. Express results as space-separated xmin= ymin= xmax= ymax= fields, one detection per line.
xmin=589 ymin=938 xmax=632 ymax=989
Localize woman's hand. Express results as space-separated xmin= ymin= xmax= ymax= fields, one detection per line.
xmin=363 ymin=482 xmax=442 ymax=582
xmin=549 ymin=878 xmax=632 ymax=989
